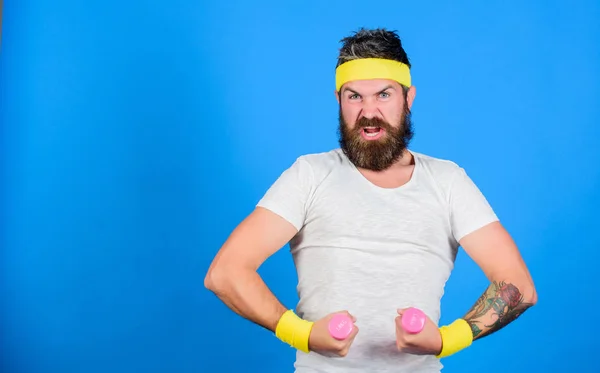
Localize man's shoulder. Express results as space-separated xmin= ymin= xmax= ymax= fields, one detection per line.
xmin=412 ymin=150 xmax=465 ymax=187
xmin=413 ymin=150 xmax=462 ymax=171
xmin=296 ymin=148 xmax=347 ymax=168
xmin=286 ymin=148 xmax=348 ymax=185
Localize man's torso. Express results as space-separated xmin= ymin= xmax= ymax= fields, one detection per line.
xmin=286 ymin=149 xmax=461 ymax=372
xmin=258 ymin=148 xmax=498 ymax=371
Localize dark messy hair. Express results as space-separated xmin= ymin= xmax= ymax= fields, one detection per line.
xmin=336 ymin=28 xmax=411 ymax=68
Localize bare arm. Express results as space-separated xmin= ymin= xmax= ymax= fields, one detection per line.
xmin=204 ymin=207 xmax=299 ymax=332
xmin=459 ymin=221 xmax=537 ymax=340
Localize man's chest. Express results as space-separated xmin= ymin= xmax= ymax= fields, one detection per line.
xmin=302 ymin=184 xmax=452 ymax=247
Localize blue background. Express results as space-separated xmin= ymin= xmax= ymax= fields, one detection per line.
xmin=2 ymin=1 xmax=599 ymax=372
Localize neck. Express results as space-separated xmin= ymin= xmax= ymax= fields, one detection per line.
xmin=354 ymin=149 xmax=416 ymax=189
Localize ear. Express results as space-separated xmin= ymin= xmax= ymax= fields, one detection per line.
xmin=406 ymin=86 xmax=417 ymax=109
xmin=334 ymin=89 xmax=340 ymax=104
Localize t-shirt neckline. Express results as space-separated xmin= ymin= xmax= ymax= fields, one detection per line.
xmin=342 ymin=149 xmax=420 ymax=192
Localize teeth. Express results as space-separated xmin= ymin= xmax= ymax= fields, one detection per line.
xmin=363 ymin=127 xmax=382 ymax=138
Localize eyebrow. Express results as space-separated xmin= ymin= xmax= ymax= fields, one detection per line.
xmin=342 ymin=85 xmax=396 ymax=95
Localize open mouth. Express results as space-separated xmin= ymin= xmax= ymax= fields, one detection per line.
xmin=361 ymin=126 xmax=385 ymax=140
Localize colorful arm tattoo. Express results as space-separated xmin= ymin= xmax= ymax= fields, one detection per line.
xmin=463 ymin=281 xmax=534 ymax=340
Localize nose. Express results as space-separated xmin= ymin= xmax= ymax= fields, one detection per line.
xmin=360 ymin=97 xmax=380 ymax=119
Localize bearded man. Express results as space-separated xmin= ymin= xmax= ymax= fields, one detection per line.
xmin=205 ymin=28 xmax=537 ymax=373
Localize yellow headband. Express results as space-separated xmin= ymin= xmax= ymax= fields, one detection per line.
xmin=335 ymin=58 xmax=411 ymax=91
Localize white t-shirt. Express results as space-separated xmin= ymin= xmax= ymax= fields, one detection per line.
xmin=257 ymin=148 xmax=498 ymax=373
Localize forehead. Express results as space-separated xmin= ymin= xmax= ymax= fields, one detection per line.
xmin=341 ymin=78 xmax=402 ymax=93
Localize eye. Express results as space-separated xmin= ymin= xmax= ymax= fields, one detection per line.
xmin=379 ymin=91 xmax=390 ymax=98
xmin=348 ymin=93 xmax=360 ymax=100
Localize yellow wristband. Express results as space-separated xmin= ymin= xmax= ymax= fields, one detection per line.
xmin=275 ymin=310 xmax=314 ymax=353
xmin=436 ymin=319 xmax=473 ymax=358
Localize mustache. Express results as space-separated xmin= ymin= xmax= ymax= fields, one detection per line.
xmin=354 ymin=116 xmax=393 ymax=130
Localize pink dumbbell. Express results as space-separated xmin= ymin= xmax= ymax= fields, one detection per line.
xmin=328 ymin=314 xmax=354 ymax=340
xmin=401 ymin=307 xmax=426 ymax=334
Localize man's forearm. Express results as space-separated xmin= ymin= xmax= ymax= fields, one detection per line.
xmin=462 ymin=279 xmax=537 ymax=340
xmin=205 ymin=267 xmax=288 ymax=332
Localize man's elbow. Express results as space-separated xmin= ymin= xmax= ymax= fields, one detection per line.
xmin=519 ymin=278 xmax=538 ymax=306
xmin=204 ymin=265 xmax=229 ymax=294
xmin=204 ymin=270 xmax=215 ymax=292
xmin=491 ymin=268 xmax=538 ymax=306
xmin=526 ymin=284 xmax=538 ymax=306
xmin=204 ymin=262 xmax=250 ymax=295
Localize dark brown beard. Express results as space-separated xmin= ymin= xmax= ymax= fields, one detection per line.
xmin=337 ymin=106 xmax=414 ymax=171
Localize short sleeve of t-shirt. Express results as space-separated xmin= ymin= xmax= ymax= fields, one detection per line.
xmin=256 ymin=157 xmax=314 ymax=231
xmin=448 ymin=167 xmax=499 ymax=243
